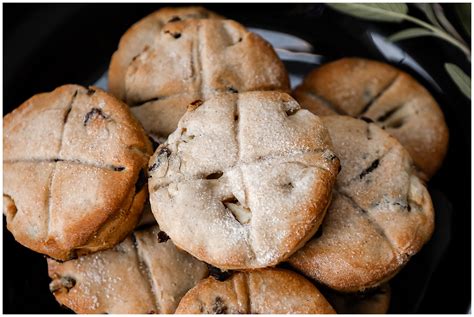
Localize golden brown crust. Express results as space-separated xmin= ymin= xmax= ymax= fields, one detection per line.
xmin=73 ymin=182 xmax=148 ymax=257
xmin=109 ymin=6 xmax=222 ymax=100
xmin=288 ymin=116 xmax=434 ymax=292
xmin=3 ymin=85 xmax=152 ymax=260
xmin=48 ymin=225 xmax=209 ymax=314
xmin=110 ymin=15 xmax=290 ymax=139
xmin=293 ymin=57 xmax=449 ymax=180
xmin=176 ymin=268 xmax=335 ymax=314
xmin=148 ymin=92 xmax=339 ymax=269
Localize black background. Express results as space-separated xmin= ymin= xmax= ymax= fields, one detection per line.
xmin=3 ymin=3 xmax=471 ymax=313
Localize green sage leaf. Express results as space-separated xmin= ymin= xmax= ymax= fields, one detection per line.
xmin=412 ymin=4 xmax=442 ymax=28
xmin=388 ymin=28 xmax=435 ymax=42
xmin=455 ymin=3 xmax=471 ymax=36
xmin=327 ymin=3 xmax=409 ymax=22
xmin=445 ymin=63 xmax=471 ymax=99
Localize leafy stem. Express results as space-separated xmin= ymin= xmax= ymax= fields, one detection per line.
xmin=327 ymin=3 xmax=471 ymax=99
xmin=328 ymin=3 xmax=471 ymax=58
xmin=402 ymin=13 xmax=470 ymax=57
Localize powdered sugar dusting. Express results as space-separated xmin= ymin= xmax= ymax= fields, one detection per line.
xmin=48 ymin=225 xmax=208 ymax=313
xmin=289 ymin=116 xmax=434 ymax=291
xmin=148 ymin=91 xmax=339 ymax=269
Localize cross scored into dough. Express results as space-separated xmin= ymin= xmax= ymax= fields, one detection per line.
xmin=109 ymin=6 xmax=223 ymax=101
xmin=288 ymin=116 xmax=434 ymax=292
xmin=175 ymin=269 xmax=336 ymax=314
xmin=148 ymin=92 xmax=340 ymax=270
xmin=293 ymin=58 xmax=449 ymax=180
xmin=48 ymin=225 xmax=208 ymax=314
xmin=3 ymin=85 xmax=150 ymax=260
xmin=122 ymin=18 xmax=289 ymax=140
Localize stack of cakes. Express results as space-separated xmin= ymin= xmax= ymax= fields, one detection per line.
xmin=4 ymin=6 xmax=448 ymax=314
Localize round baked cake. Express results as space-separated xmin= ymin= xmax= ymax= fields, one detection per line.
xmin=148 ymin=91 xmax=340 ymax=269
xmin=3 ymin=85 xmax=152 ymax=260
xmin=109 ymin=6 xmax=222 ymax=101
xmin=109 ymin=15 xmax=290 ymax=141
xmin=175 ymin=268 xmax=335 ymax=314
xmin=288 ymin=116 xmax=434 ymax=292
xmin=293 ymin=57 xmax=449 ymax=180
xmin=48 ymin=225 xmax=208 ymax=314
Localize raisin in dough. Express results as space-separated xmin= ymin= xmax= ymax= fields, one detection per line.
xmin=175 ymin=269 xmax=335 ymax=314
xmin=324 ymin=283 xmax=391 ymax=314
xmin=148 ymin=91 xmax=340 ymax=269
xmin=288 ymin=116 xmax=434 ymax=292
xmin=109 ymin=6 xmax=222 ymax=101
xmin=109 ymin=16 xmax=290 ymax=141
xmin=48 ymin=225 xmax=208 ymax=314
xmin=3 ymin=85 xmax=152 ymax=260
xmin=293 ymin=57 xmax=449 ymax=180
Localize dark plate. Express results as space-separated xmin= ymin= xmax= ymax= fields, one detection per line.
xmin=3 ymin=4 xmax=471 ymax=314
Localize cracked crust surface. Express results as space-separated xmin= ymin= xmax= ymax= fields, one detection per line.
xmin=324 ymin=283 xmax=391 ymax=314
xmin=288 ymin=116 xmax=434 ymax=292
xmin=148 ymin=92 xmax=339 ymax=269
xmin=110 ymin=14 xmax=290 ymax=140
xmin=175 ymin=268 xmax=335 ymax=314
xmin=293 ymin=57 xmax=449 ymax=180
xmin=3 ymin=85 xmax=152 ymax=260
xmin=47 ymin=225 xmax=209 ymax=314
